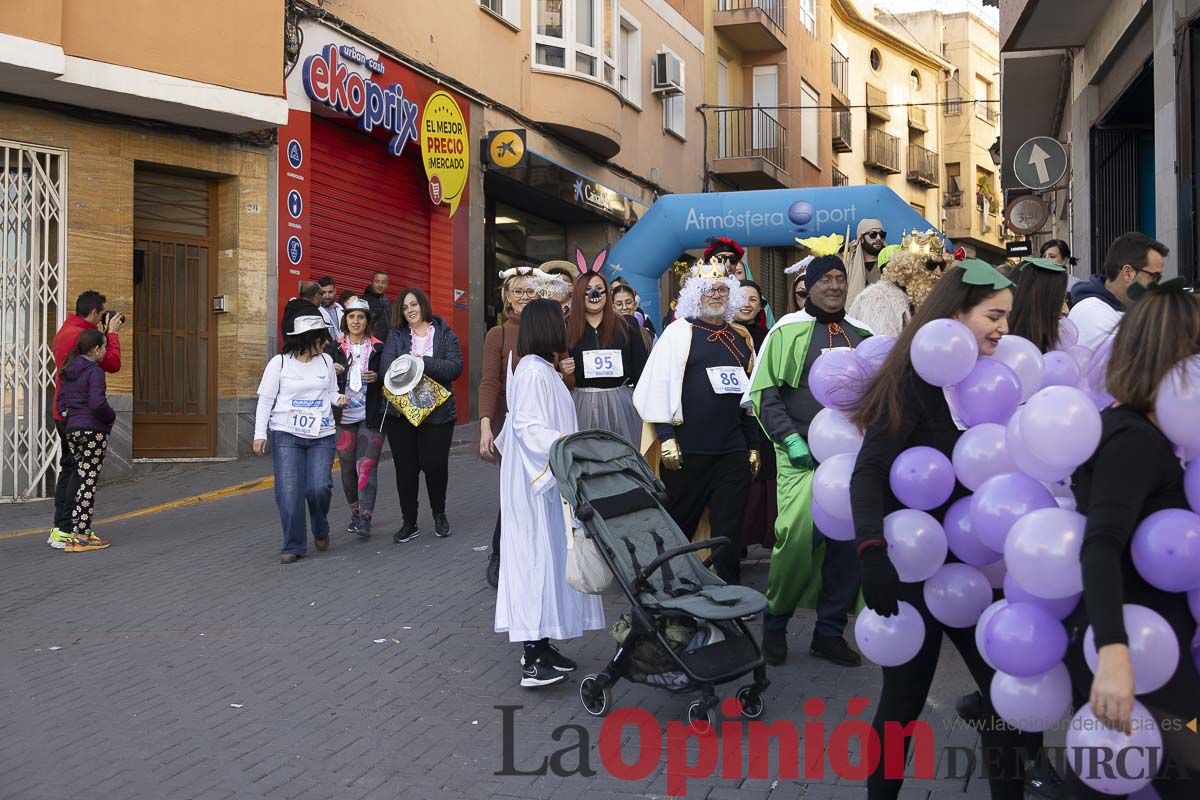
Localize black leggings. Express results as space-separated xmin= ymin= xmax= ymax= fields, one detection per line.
xmin=869 ymin=581 xmax=1026 ymax=799
xmin=384 ymin=418 xmax=454 ymax=524
xmin=660 ymin=451 xmax=752 ymax=585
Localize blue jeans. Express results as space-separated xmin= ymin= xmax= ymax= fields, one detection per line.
xmin=270 ymin=430 xmax=336 ymax=555
xmin=763 ymin=530 xmax=861 ymax=638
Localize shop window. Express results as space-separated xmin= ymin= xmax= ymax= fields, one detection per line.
xmin=618 ymin=13 xmax=642 ymax=105
xmin=535 ymin=0 xmax=620 ymax=89
xmin=800 ymin=80 xmax=820 ymax=167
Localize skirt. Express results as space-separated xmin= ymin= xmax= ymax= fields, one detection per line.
xmin=572 ymin=386 xmax=643 ymax=449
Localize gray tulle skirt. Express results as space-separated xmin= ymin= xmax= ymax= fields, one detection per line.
xmin=572 ymin=386 xmax=643 ymax=448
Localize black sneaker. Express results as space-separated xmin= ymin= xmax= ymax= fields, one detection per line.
xmin=955 ymin=690 xmax=988 ymax=725
xmin=1025 ymin=755 xmax=1065 ymax=800
xmin=347 ymin=512 xmax=363 ymax=535
xmin=357 ymin=515 xmax=372 ymax=538
xmin=810 ymin=634 xmax=862 ymax=667
xmin=434 ymin=513 xmax=451 ymax=538
xmin=536 ymin=643 xmax=576 ymax=672
xmin=520 ymin=658 xmax=568 ymax=688
xmin=393 ymin=522 xmax=420 ymax=543
xmin=486 ymin=553 xmax=500 ymax=588
xmin=762 ymin=627 xmax=788 ymax=666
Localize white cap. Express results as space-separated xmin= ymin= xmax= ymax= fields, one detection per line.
xmin=344 ymin=297 xmax=371 ymax=313
xmin=384 ymin=354 xmax=425 ymax=396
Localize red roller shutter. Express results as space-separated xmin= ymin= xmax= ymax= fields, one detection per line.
xmin=309 ymin=116 xmax=431 ymax=300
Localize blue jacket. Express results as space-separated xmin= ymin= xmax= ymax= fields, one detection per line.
xmin=1068 ymin=275 xmax=1123 ymax=312
xmin=57 ymin=357 xmax=116 ymax=433
xmin=379 ymin=316 xmax=463 ymax=426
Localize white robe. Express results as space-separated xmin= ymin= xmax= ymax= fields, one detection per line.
xmin=846 ymin=280 xmax=911 ymax=338
xmin=494 ymin=355 xmax=605 ymax=643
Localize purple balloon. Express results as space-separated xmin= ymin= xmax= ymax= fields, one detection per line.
xmin=911 ymin=319 xmax=979 ymax=387
xmin=944 ymin=496 xmax=1002 ymax=566
xmin=969 ymin=472 xmax=1056 ymax=553
xmin=953 ymin=423 xmax=1017 ymax=492
xmin=812 ymin=452 xmax=856 ymax=521
xmin=952 ymin=359 xmax=1021 ymax=427
xmin=809 ymin=347 xmax=870 ymax=412
xmin=1066 ymin=344 xmax=1092 ymax=375
xmin=1004 ymin=507 xmax=1086 ymax=600
xmin=1087 ymin=335 xmax=1115 ymax=410
xmin=924 ymin=563 xmax=993 ymax=628
xmin=884 ymin=509 xmax=948 ymax=583
xmin=1058 ymin=317 xmax=1080 ymax=349
xmin=1155 ymin=355 xmax=1200 ymax=450
xmin=979 ymin=557 xmax=1007 ymax=588
xmin=990 ymin=662 xmax=1072 ymax=733
xmin=889 ymin=446 xmax=956 ymax=511
xmin=1040 ymin=351 xmax=1082 ymax=389
xmin=1186 ymin=459 xmax=1200 ymax=515
xmin=812 ymin=496 xmax=855 ymax=542
xmin=1066 ymin=701 xmax=1162 ymax=796
xmin=1002 ymin=574 xmax=1079 ymax=620
xmin=854 ymin=601 xmax=926 ymax=667
xmin=976 ymin=600 xmax=1008 ymax=669
xmin=984 ymin=602 xmax=1068 ymax=677
xmin=991 ymin=336 xmax=1045 ymax=402
xmin=1083 ymin=604 xmax=1181 ymax=695
xmin=1131 ymin=508 xmax=1200 ymax=593
xmin=1021 ymin=386 xmax=1103 ymax=470
xmin=808 ymin=408 xmax=864 ymax=464
xmin=1006 ymin=407 xmax=1074 ymax=483
xmin=856 ymin=335 xmax=895 ymax=373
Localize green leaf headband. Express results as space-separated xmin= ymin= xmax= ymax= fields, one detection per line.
xmin=1127 ymin=276 xmax=1190 ymax=301
xmin=955 ymin=258 xmax=1014 ymax=290
xmin=1018 ymin=257 xmax=1066 ymax=273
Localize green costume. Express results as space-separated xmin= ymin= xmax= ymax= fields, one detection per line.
xmin=747 ymin=309 xmax=872 ymax=618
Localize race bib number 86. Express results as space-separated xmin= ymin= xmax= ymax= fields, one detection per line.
xmin=706 ymin=366 xmax=748 ymax=395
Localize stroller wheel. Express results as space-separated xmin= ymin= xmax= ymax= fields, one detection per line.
xmin=686 ymin=700 xmax=718 ymax=734
xmin=580 ymin=674 xmax=612 ymax=717
xmin=736 ymin=686 xmax=765 ymax=719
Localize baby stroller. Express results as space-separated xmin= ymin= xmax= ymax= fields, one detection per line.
xmin=550 ymin=430 xmax=770 ymax=730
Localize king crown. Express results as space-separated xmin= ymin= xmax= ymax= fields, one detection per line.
xmin=689 ymin=257 xmax=729 ymax=281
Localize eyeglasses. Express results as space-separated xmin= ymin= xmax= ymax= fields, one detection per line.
xmin=864 ymin=230 xmax=887 ymax=240
xmin=510 ymin=287 xmax=537 ymax=298
xmin=702 ymin=286 xmax=730 ymax=297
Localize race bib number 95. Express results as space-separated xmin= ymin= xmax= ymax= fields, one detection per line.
xmin=582 ymin=349 xmax=623 ymax=379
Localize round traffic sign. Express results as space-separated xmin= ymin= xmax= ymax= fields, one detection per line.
xmin=1004 ymin=195 xmax=1049 ymax=236
xmin=1013 ymin=137 xmax=1067 ymax=191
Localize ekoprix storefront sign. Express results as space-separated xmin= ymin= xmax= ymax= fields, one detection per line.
xmin=607 ymin=185 xmax=942 ymax=317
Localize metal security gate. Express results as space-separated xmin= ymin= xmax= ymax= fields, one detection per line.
xmin=0 ymin=140 xmax=67 ymax=501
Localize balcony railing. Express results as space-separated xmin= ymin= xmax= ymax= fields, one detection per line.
xmin=832 ymin=109 xmax=852 ymax=153
xmin=907 ymin=143 xmax=939 ymax=187
xmin=944 ymin=98 xmax=962 ymax=116
xmin=864 ymin=128 xmax=900 ymax=174
xmin=713 ymin=107 xmax=788 ymax=172
xmin=908 ymin=105 xmax=927 ymax=131
xmin=716 ymin=0 xmax=786 ymax=33
xmin=832 ymin=165 xmax=849 ymax=187
xmin=866 ymin=83 xmax=890 ymax=120
xmin=980 ymin=103 xmax=999 ymax=124
xmin=831 ymin=45 xmax=848 ymax=96
xmin=943 ymin=191 xmax=963 ymax=208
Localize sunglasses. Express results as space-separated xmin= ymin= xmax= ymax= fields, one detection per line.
xmin=1135 ymin=268 xmax=1164 ymax=281
xmin=864 ymin=230 xmax=887 ymax=240
xmin=925 ymin=261 xmax=945 ymax=272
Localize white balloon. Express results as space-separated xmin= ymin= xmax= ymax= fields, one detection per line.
xmin=991 ymin=335 xmax=1045 ymax=403
xmin=1020 ymin=386 xmax=1103 ymax=470
xmin=812 ymin=452 xmax=856 ymax=520
xmin=809 ymin=408 xmax=864 ymax=463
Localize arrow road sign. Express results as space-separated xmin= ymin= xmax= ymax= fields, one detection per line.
xmin=1013 ymin=137 xmax=1067 ymax=191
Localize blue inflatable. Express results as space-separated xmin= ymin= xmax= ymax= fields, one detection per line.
xmin=608 ymin=185 xmax=944 ymax=318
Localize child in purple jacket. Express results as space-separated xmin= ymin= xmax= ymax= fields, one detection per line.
xmin=55 ymin=329 xmax=116 ymax=552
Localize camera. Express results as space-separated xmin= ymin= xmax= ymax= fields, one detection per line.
xmin=102 ymin=310 xmax=126 ymax=327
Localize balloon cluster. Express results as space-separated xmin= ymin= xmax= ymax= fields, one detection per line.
xmin=807 ymin=321 xmax=1200 ymax=796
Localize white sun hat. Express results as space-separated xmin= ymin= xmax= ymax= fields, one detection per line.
xmin=287 ymin=315 xmax=327 ymax=336
xmin=384 ymin=354 xmax=425 ymax=396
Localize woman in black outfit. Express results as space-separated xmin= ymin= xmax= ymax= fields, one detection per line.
xmin=380 ymin=287 xmax=464 ymax=543
xmin=1065 ymin=282 xmax=1200 ymax=799
xmin=1007 ymin=257 xmax=1070 ymax=351
xmin=561 ymin=270 xmax=647 ymax=446
xmin=850 ymin=262 xmax=1028 ymax=800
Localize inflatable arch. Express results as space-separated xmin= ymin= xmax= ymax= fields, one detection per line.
xmin=607 ymin=185 xmax=946 ymax=318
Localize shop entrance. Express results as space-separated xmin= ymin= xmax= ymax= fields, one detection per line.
xmin=132 ymin=169 xmax=218 ymax=457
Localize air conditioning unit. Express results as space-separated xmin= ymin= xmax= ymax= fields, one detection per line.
xmin=652 ymin=52 xmax=683 ymax=96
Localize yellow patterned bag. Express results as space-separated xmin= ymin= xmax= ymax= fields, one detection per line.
xmin=382 ymin=376 xmax=451 ymax=426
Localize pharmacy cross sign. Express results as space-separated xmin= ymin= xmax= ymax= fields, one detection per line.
xmin=1013 ymin=136 xmax=1067 ymax=191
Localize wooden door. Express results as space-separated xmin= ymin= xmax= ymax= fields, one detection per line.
xmin=132 ymin=171 xmax=218 ymax=457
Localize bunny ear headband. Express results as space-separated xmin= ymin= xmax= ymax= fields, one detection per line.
xmin=498 ymin=266 xmax=552 ymax=281
xmin=575 ymin=247 xmax=608 ymax=276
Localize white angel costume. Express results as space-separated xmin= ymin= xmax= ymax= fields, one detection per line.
xmin=494 ymin=354 xmax=605 ymax=642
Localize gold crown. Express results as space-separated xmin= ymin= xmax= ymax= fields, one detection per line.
xmin=688 ymin=257 xmax=729 ymax=281
xmin=901 ymin=228 xmax=946 ymax=257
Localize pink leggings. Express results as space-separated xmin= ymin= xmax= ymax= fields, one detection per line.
xmin=335 ymin=422 xmax=385 ymax=517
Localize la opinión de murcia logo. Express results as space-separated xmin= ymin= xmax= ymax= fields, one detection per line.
xmin=302 ymin=44 xmax=420 ymax=158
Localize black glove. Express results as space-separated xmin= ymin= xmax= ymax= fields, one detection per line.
xmin=860 ymin=546 xmax=901 ymax=617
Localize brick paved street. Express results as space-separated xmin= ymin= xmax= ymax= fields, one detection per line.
xmin=0 ymin=450 xmax=994 ymax=800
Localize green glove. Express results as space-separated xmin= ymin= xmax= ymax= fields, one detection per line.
xmin=784 ymin=433 xmax=815 ymax=470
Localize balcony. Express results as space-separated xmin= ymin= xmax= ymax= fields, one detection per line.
xmin=866 ymin=83 xmax=890 ymax=121
xmin=945 ymin=98 xmax=963 ymax=116
xmin=979 ymin=103 xmax=999 ymax=125
xmin=831 ymin=45 xmax=849 ymax=104
xmin=864 ymin=128 xmax=900 ymax=174
xmin=907 ymin=144 xmax=939 ymax=187
xmin=714 ymin=0 xmax=787 ymax=52
xmin=710 ymin=107 xmax=789 ymax=188
xmin=908 ymin=105 xmax=928 ymax=132
xmin=528 ymin=71 xmax=622 ymax=158
xmin=832 ymin=165 xmax=849 ymax=187
xmin=943 ymin=191 xmax=963 ymax=208
xmin=944 ymin=205 xmax=971 ymax=235
xmin=832 ymin=109 xmax=852 ymax=153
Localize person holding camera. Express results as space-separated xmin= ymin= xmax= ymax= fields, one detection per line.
xmin=48 ymin=291 xmax=123 ymax=550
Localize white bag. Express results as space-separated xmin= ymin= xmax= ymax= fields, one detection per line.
xmin=561 ymin=497 xmax=616 ymax=595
